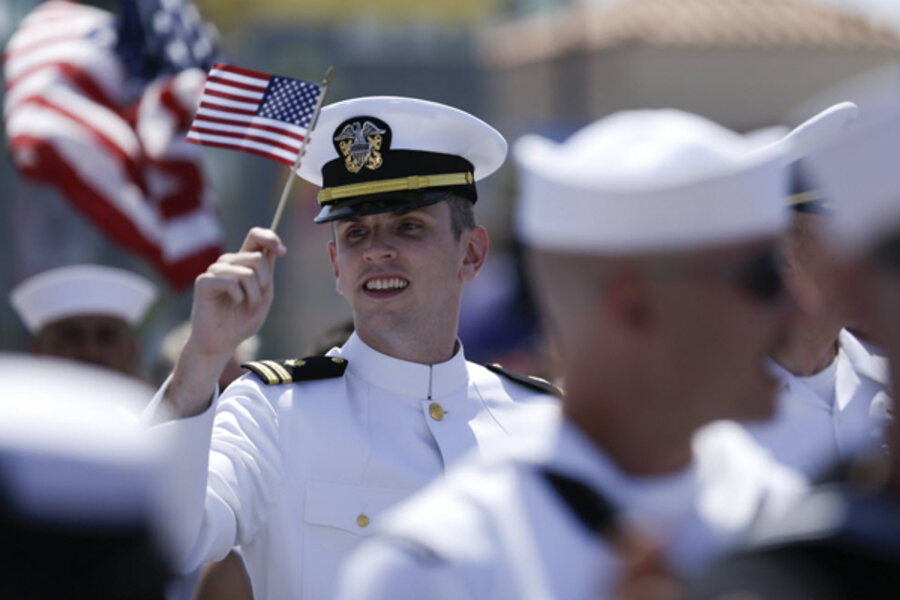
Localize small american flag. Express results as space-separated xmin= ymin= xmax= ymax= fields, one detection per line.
xmin=187 ymin=63 xmax=324 ymax=167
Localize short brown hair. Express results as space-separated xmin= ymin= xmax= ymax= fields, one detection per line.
xmin=447 ymin=194 xmax=475 ymax=239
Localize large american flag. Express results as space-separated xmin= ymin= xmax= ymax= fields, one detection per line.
xmin=3 ymin=0 xmax=223 ymax=290
xmin=187 ymin=63 xmax=324 ymax=167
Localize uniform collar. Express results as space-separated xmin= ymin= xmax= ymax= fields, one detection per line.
xmin=839 ymin=329 xmax=890 ymax=386
xmin=336 ymin=332 xmax=470 ymax=399
xmin=547 ymin=419 xmax=699 ymax=531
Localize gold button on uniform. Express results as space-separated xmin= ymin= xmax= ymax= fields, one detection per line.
xmin=357 ymin=514 xmax=370 ymax=528
xmin=429 ymin=402 xmax=444 ymax=421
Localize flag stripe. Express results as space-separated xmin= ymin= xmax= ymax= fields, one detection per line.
xmin=186 ymin=130 xmax=299 ymax=162
xmin=204 ymin=75 xmax=267 ymax=94
xmin=203 ymin=80 xmax=264 ymax=100
xmin=208 ymin=66 xmax=269 ymax=89
xmin=186 ymin=137 xmax=297 ymax=167
xmin=11 ymin=96 xmax=146 ymax=192
xmin=203 ymin=87 xmax=263 ymax=105
xmin=189 ymin=114 xmax=305 ymax=141
xmin=198 ymin=98 xmax=257 ymax=115
xmin=188 ymin=125 xmax=302 ymax=151
xmin=211 ymin=62 xmax=273 ymax=82
xmin=189 ymin=117 xmax=305 ymax=143
xmin=193 ymin=105 xmax=309 ymax=137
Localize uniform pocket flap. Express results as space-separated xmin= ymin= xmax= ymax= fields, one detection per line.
xmin=304 ymin=480 xmax=414 ymax=536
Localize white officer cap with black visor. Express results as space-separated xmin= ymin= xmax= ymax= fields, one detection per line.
xmin=783 ymin=102 xmax=859 ymax=216
xmin=296 ymin=96 xmax=507 ymax=223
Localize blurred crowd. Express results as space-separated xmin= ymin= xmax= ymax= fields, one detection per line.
xmin=3 ymin=1 xmax=900 ymax=599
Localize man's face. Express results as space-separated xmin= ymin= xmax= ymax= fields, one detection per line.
xmin=651 ymin=238 xmax=797 ymax=424
xmin=781 ymin=211 xmax=845 ymax=341
xmin=37 ymin=314 xmax=138 ymax=375
xmin=327 ymin=201 xmax=487 ymax=344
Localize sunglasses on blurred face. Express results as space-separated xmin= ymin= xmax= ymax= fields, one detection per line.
xmin=872 ymin=234 xmax=900 ymax=275
xmin=653 ymin=247 xmax=787 ymax=304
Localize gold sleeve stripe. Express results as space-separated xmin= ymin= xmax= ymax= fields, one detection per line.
xmin=251 ymin=361 xmax=280 ymax=385
xmin=788 ymin=190 xmax=823 ymax=206
xmin=263 ymin=360 xmax=292 ymax=383
xmin=317 ymin=172 xmax=474 ymax=205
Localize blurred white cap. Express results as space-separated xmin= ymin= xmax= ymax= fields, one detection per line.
xmin=0 ymin=354 xmax=159 ymax=527
xmin=514 ymin=109 xmax=793 ymax=254
xmin=10 ymin=264 xmax=158 ymax=334
xmin=804 ymin=106 xmax=900 ymax=253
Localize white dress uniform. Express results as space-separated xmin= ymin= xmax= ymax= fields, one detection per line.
xmin=147 ymin=332 xmax=556 ymax=599
xmin=337 ymin=410 xmax=807 ymax=600
xmin=744 ymin=329 xmax=892 ymax=478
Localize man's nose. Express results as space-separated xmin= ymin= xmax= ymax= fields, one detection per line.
xmin=362 ymin=230 xmax=397 ymax=262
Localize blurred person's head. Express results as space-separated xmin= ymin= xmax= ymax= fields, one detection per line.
xmin=515 ymin=109 xmax=801 ymax=464
xmin=770 ymin=183 xmax=851 ymax=375
xmin=805 ymin=106 xmax=900 ymax=482
xmin=10 ymin=265 xmax=157 ymax=376
xmin=297 ymin=97 xmax=505 ymax=361
xmin=0 ymin=354 xmax=169 ymax=599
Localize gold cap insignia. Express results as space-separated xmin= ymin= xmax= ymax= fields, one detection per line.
xmin=334 ymin=119 xmax=388 ymax=174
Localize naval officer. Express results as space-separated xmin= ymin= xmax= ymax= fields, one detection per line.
xmin=689 ymin=104 xmax=900 ymax=600
xmin=145 ymin=96 xmax=558 ymax=599
xmin=734 ymin=103 xmax=892 ymax=479
xmin=338 ymin=108 xmax=816 ymax=600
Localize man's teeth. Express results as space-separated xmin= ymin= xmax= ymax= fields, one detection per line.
xmin=366 ymin=278 xmax=409 ymax=291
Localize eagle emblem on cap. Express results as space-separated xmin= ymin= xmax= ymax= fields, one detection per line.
xmin=334 ymin=120 xmax=387 ymax=174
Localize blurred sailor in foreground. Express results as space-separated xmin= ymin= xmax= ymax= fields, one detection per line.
xmin=690 ymin=106 xmax=900 ymax=600
xmin=0 ymin=354 xmax=170 ymax=599
xmin=145 ymin=96 xmax=558 ymax=599
xmin=338 ymin=108 xmax=817 ymax=600
xmin=742 ymin=103 xmax=892 ymax=478
xmin=10 ymin=264 xmax=157 ymax=378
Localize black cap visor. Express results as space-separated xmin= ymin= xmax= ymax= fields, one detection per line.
xmin=314 ymin=185 xmax=476 ymax=224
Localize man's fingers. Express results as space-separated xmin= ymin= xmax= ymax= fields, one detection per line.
xmin=240 ymin=227 xmax=287 ymax=256
xmin=206 ymin=263 xmax=263 ymax=307
xmin=196 ymin=272 xmax=244 ymax=305
xmin=218 ymin=251 xmax=273 ymax=291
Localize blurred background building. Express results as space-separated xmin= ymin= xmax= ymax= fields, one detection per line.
xmin=2 ymin=0 xmax=899 ymax=379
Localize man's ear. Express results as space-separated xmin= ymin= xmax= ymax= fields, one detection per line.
xmin=602 ymin=268 xmax=655 ymax=337
xmin=327 ymin=240 xmax=343 ymax=295
xmin=460 ymin=226 xmax=489 ymax=282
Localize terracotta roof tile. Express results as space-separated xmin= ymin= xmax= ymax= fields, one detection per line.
xmin=483 ymin=0 xmax=899 ymax=67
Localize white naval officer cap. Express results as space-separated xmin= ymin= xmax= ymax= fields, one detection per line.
xmin=803 ymin=105 xmax=900 ymax=254
xmin=296 ymin=96 xmax=507 ymax=223
xmin=9 ymin=264 xmax=158 ymax=335
xmin=514 ymin=109 xmax=796 ymax=254
xmin=784 ymin=102 xmax=859 ymax=214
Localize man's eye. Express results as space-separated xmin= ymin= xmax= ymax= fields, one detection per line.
xmin=398 ymin=222 xmax=421 ymax=232
xmin=346 ymin=228 xmax=366 ymax=240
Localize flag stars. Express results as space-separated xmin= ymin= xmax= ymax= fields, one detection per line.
xmin=257 ymin=77 xmax=322 ymax=128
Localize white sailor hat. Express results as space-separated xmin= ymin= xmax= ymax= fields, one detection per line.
xmin=297 ymin=96 xmax=508 ymax=223
xmin=514 ymin=109 xmax=796 ymax=254
xmin=0 ymin=354 xmax=158 ymax=527
xmin=804 ymin=106 xmax=900 ymax=254
xmin=10 ymin=264 xmax=158 ymax=335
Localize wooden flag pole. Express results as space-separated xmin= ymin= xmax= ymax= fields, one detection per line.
xmin=269 ymin=66 xmax=335 ymax=232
